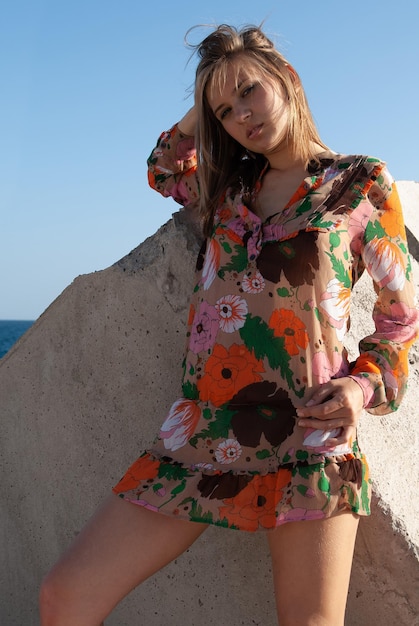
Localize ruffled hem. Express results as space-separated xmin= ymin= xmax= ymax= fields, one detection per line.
xmin=112 ymin=450 xmax=371 ymax=532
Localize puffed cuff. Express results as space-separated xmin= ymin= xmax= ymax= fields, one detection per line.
xmin=348 ymin=374 xmax=376 ymax=409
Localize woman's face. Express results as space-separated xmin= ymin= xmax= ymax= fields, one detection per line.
xmin=206 ymin=60 xmax=290 ymax=159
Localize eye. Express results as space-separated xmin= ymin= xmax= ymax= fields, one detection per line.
xmin=242 ymin=83 xmax=255 ymax=97
xmin=220 ymin=107 xmax=231 ymax=120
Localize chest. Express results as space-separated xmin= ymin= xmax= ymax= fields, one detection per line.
xmin=255 ymin=167 xmax=308 ymax=221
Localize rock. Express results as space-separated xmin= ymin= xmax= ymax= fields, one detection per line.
xmin=1 ymin=186 xmax=418 ymax=625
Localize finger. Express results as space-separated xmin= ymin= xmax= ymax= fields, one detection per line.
xmin=304 ymin=384 xmax=335 ymax=407
xmin=298 ymin=417 xmax=336 ymax=429
xmin=298 ymin=415 xmax=357 ymax=430
xmin=301 ymin=426 xmax=356 ymax=456
xmin=296 ymin=397 xmax=341 ymax=419
xmin=324 ymin=428 xmax=355 ymax=447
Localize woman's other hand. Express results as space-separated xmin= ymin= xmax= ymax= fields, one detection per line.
xmin=296 ymin=377 xmax=365 ymax=448
xmin=178 ymin=107 xmax=197 ymax=136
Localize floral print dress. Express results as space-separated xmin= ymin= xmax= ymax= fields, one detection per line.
xmin=113 ymin=124 xmax=418 ymax=532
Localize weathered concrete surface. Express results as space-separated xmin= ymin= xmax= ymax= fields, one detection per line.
xmin=1 ymin=182 xmax=418 ymax=626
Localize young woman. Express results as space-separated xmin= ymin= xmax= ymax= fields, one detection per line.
xmin=40 ymin=24 xmax=418 ymax=625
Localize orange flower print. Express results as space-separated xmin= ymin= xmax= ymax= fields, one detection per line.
xmin=159 ymin=399 xmax=201 ymax=451
xmin=319 ymin=278 xmax=351 ymax=342
xmin=197 ymin=343 xmax=265 ymax=406
xmin=219 ymin=470 xmax=292 ymax=531
xmin=242 ymin=269 xmax=265 ymax=294
xmin=363 ymin=238 xmax=406 ymax=291
xmin=215 ymin=439 xmax=242 ymax=465
xmin=113 ymin=453 xmax=160 ymax=493
xmin=269 ymin=309 xmax=309 ymax=355
xmin=215 ymin=207 xmax=233 ymax=223
xmin=215 ymin=294 xmax=248 ymax=333
xmin=187 ymin=303 xmax=195 ymax=326
xmin=215 ymin=223 xmax=244 ymax=246
xmin=380 ymin=186 xmax=407 ymax=239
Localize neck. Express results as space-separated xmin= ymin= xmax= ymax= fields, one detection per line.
xmin=265 ymin=141 xmax=326 ymax=171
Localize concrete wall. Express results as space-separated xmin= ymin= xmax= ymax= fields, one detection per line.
xmin=1 ymin=183 xmax=419 ymax=625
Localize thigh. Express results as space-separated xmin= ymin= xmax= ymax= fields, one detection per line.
xmin=266 ymin=512 xmax=359 ymax=626
xmin=40 ymin=493 xmax=208 ymax=626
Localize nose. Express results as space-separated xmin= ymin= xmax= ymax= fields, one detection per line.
xmin=234 ymin=103 xmax=251 ymax=123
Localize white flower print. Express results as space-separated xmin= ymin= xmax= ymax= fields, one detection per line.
xmin=215 ymin=294 xmax=248 ymax=333
xmin=319 ymin=278 xmax=350 ymax=342
xmin=242 ymin=270 xmax=265 ymax=294
xmin=159 ymin=399 xmax=201 ymax=451
xmin=363 ymin=238 xmax=406 ymax=291
xmin=201 ymin=239 xmax=220 ymax=291
xmin=215 ymin=439 xmax=242 ymax=464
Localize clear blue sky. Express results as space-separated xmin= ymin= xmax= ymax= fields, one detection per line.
xmin=1 ymin=0 xmax=418 ymax=319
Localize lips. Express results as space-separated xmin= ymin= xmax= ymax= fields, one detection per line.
xmin=246 ymin=124 xmax=263 ymax=140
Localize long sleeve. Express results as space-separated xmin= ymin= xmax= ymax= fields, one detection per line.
xmin=349 ymin=166 xmax=419 ymax=414
xmin=147 ymin=123 xmax=199 ymax=207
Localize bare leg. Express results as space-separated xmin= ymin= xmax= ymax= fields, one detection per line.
xmin=267 ymin=512 xmax=359 ymax=626
xmin=39 ymin=493 xmax=208 ymax=626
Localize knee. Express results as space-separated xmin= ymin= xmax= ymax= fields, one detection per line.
xmin=39 ymin=569 xmax=66 ymax=625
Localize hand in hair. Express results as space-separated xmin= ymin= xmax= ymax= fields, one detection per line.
xmin=178 ymin=106 xmax=197 ymax=136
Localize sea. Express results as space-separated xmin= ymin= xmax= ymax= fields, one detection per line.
xmin=0 ymin=320 xmax=35 ymax=359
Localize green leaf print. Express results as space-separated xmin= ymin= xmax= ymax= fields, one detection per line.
xmin=364 ymin=219 xmax=386 ymax=243
xmin=153 ymin=172 xmax=170 ymax=185
xmin=296 ymin=196 xmax=312 ymax=216
xmin=362 ymin=344 xmax=393 ymax=367
xmin=329 ymin=231 xmax=341 ymax=252
xmin=221 ymin=241 xmax=232 ymax=253
xmin=326 ymin=252 xmax=351 ymax=288
xmin=389 ymin=398 xmax=398 ymax=412
xmin=293 ymin=462 xmax=321 ymax=479
xmin=277 ymin=287 xmax=291 ymax=297
xmin=158 ymin=463 xmax=190 ymax=482
xmin=309 ymin=213 xmax=336 ymax=229
xmin=405 ymin=253 xmax=412 ymax=281
xmin=239 ymin=315 xmax=294 ymax=388
xmin=218 ymin=244 xmax=248 ymax=279
xmin=297 ymin=484 xmax=310 ymax=496
xmin=189 ymin=499 xmax=214 ymax=524
xmin=214 ymin=517 xmax=239 ymax=529
xmin=170 ymin=480 xmax=187 ymax=497
xmin=361 ymin=469 xmax=371 ymax=514
xmin=203 ymin=408 xmax=212 ymax=420
xmin=294 ymin=386 xmax=306 ymax=399
xmin=182 ymin=381 xmax=199 ymax=400
xmin=256 ymin=449 xmax=272 ymax=460
xmin=190 ymin=406 xmax=235 ymax=444
xmin=296 ymin=450 xmax=309 ymax=462
xmin=318 ymin=474 xmax=330 ymax=493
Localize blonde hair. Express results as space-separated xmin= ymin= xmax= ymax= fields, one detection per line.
xmin=191 ymin=24 xmax=327 ymax=235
